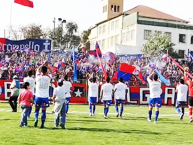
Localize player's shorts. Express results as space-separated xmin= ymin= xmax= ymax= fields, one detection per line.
xmin=188 ymin=97 xmax=193 ymax=106
xmin=89 ymin=97 xmax=97 ymax=104
xmin=66 ymin=97 xmax=71 ymax=105
xmin=103 ymin=100 xmax=112 ymax=106
xmin=149 ymin=98 xmax=162 ymax=108
xmin=176 ymin=101 xmax=187 ymax=107
xmin=115 ymin=99 xmax=125 ymax=105
xmin=34 ymin=97 xmax=49 ymax=108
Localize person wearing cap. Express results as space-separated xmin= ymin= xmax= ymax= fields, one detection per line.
xmin=9 ymin=75 xmax=20 ymax=112
xmin=53 ymin=80 xmax=67 ymax=129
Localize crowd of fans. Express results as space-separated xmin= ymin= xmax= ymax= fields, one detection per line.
xmin=0 ymin=50 xmax=193 ymax=87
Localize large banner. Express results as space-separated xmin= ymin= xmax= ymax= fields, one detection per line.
xmin=0 ymin=38 xmax=51 ymax=52
xmin=118 ymin=54 xmax=142 ymax=62
xmin=0 ymin=80 xmax=177 ymax=106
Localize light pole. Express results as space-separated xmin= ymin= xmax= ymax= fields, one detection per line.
xmin=58 ymin=18 xmax=66 ymax=49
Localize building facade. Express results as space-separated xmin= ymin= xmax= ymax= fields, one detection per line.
xmin=89 ymin=2 xmax=193 ymax=57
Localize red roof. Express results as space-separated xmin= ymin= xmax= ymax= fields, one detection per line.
xmin=125 ymin=5 xmax=188 ymax=23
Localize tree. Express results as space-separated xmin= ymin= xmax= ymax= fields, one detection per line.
xmin=79 ymin=30 xmax=90 ymax=52
xmin=142 ymin=32 xmax=177 ymax=58
xmin=50 ymin=22 xmax=81 ymax=50
xmin=19 ymin=23 xmax=49 ymax=39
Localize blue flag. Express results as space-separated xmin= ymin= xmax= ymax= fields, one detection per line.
xmin=73 ymin=46 xmax=78 ymax=82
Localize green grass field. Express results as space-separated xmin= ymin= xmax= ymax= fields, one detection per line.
xmin=0 ymin=103 xmax=192 ymax=145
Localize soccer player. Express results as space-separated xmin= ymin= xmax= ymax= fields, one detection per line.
xmin=184 ymin=72 xmax=193 ymax=123
xmin=114 ymin=78 xmax=128 ymax=118
xmin=175 ymin=79 xmax=188 ymax=121
xmin=18 ymin=82 xmax=34 ymax=127
xmin=100 ymin=77 xmax=114 ymax=119
xmin=88 ymin=76 xmax=99 ymax=116
xmin=34 ymin=61 xmax=51 ymax=128
xmin=62 ymin=75 xmax=72 ymax=115
xmin=53 ymin=80 xmax=67 ymax=129
xmin=147 ymin=71 xmax=162 ymax=123
xmin=24 ymin=71 xmax=35 ymax=118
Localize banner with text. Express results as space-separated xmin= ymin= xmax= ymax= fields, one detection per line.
xmin=0 ymin=80 xmax=178 ymax=106
xmin=0 ymin=38 xmax=52 ymax=52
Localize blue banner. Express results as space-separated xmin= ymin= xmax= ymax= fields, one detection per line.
xmin=4 ymin=39 xmax=52 ymax=52
xmin=73 ymin=46 xmax=78 ymax=82
xmin=118 ymin=54 xmax=142 ymax=62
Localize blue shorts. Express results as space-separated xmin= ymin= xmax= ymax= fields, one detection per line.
xmin=115 ymin=99 xmax=125 ymax=105
xmin=34 ymin=97 xmax=49 ymax=108
xmin=176 ymin=101 xmax=187 ymax=107
xmin=89 ymin=97 xmax=97 ymax=104
xmin=66 ymin=97 xmax=71 ymax=105
xmin=149 ymin=98 xmax=162 ymax=108
xmin=103 ymin=100 xmax=112 ymax=106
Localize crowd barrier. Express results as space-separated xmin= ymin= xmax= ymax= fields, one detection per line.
xmin=0 ymin=80 xmax=177 ymax=106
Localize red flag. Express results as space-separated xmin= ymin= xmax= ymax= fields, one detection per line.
xmin=14 ymin=0 xmax=34 ymax=8
xmin=119 ymin=63 xmax=136 ymax=74
xmin=96 ymin=42 xmax=107 ymax=79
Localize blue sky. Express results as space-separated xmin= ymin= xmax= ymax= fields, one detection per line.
xmin=0 ymin=0 xmax=193 ymax=37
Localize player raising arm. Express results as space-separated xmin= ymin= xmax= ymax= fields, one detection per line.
xmin=147 ymin=71 xmax=162 ymax=123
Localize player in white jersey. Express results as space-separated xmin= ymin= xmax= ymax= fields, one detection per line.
xmin=147 ymin=71 xmax=162 ymax=123
xmin=62 ymin=75 xmax=72 ymax=115
xmin=53 ymin=80 xmax=67 ymax=129
xmin=34 ymin=61 xmax=51 ymax=128
xmin=114 ymin=78 xmax=128 ymax=118
xmin=100 ymin=77 xmax=114 ymax=119
xmin=23 ymin=71 xmax=35 ymax=118
xmin=175 ymin=79 xmax=188 ymax=120
xmin=88 ymin=77 xmax=99 ymax=116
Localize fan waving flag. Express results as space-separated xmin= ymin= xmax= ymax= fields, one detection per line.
xmin=117 ymin=63 xmax=136 ymax=81
xmin=95 ymin=42 xmax=107 ymax=79
xmin=14 ymin=0 xmax=34 ymax=8
xmin=88 ymin=43 xmax=102 ymax=58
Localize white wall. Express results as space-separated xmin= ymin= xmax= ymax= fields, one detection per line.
xmin=136 ymin=24 xmax=193 ymax=54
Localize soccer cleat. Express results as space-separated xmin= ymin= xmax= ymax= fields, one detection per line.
xmin=104 ymin=115 xmax=108 ymax=119
xmin=147 ymin=118 xmax=151 ymax=122
xmin=89 ymin=113 xmax=93 ymax=116
xmin=60 ymin=124 xmax=65 ymax=129
xmin=40 ymin=125 xmax=46 ymax=129
xmin=34 ymin=120 xmax=38 ymax=127
xmin=154 ymin=121 xmax=157 ymax=124
xmin=92 ymin=113 xmax=95 ymax=116
xmin=179 ymin=114 xmax=184 ymax=121
xmin=189 ymin=119 xmax=193 ymax=123
xmin=116 ymin=114 xmax=119 ymax=117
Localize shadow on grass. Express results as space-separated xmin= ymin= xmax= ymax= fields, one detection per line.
xmin=68 ymin=127 xmax=162 ymax=135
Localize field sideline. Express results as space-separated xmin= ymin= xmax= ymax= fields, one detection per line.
xmin=0 ymin=103 xmax=192 ymax=145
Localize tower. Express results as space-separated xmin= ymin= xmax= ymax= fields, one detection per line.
xmin=101 ymin=0 xmax=123 ymax=21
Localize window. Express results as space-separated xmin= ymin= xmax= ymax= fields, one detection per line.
xmin=111 ymin=5 xmax=114 ymax=11
xmin=114 ymin=5 xmax=116 ymax=12
xmin=126 ymin=31 xmax=130 ymax=41
xmin=122 ymin=33 xmax=126 ymax=43
xmin=103 ymin=5 xmax=107 ymax=13
xmin=103 ymin=25 xmax=106 ymax=33
xmin=191 ymin=36 xmax=193 ymax=44
xmin=102 ymin=39 xmax=105 ymax=48
xmin=99 ymin=26 xmax=102 ymax=35
xmin=115 ymin=35 xmax=119 ymax=44
xmin=99 ymin=40 xmax=101 ymax=47
xmin=111 ymin=21 xmax=114 ymax=30
xmin=131 ymin=30 xmax=135 ymax=40
xmin=178 ymin=50 xmax=185 ymax=58
xmin=115 ymin=20 xmax=119 ymax=29
xmin=117 ymin=6 xmax=120 ymax=12
xmin=144 ymin=30 xmax=151 ymax=40
xmin=179 ymin=34 xmax=186 ymax=43
xmin=165 ymin=32 xmax=172 ymax=40
xmin=155 ymin=31 xmax=162 ymax=35
xmin=110 ymin=37 xmax=113 ymax=46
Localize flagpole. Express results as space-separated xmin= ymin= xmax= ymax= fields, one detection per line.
xmin=9 ymin=0 xmax=13 ymax=38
